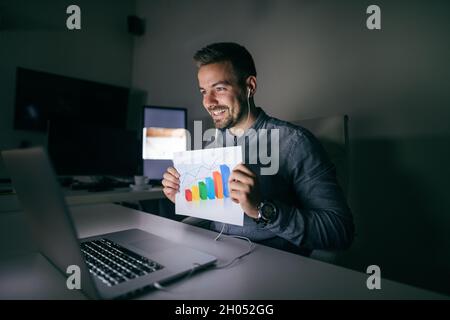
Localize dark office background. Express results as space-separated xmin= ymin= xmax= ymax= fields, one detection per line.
xmin=1 ymin=0 xmax=449 ymax=295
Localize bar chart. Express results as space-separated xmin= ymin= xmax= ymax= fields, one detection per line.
xmin=184 ymin=164 xmax=230 ymax=201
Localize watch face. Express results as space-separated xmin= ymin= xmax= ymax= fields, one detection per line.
xmin=262 ymin=202 xmax=276 ymax=220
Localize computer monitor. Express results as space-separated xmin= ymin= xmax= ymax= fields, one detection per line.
xmin=48 ymin=122 xmax=139 ymax=177
xmin=14 ymin=67 xmax=130 ymax=132
xmin=142 ymin=106 xmax=187 ymax=183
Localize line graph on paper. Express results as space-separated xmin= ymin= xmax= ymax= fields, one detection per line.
xmin=173 ymin=146 xmax=244 ymax=226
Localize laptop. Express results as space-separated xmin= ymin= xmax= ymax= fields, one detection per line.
xmin=2 ymin=147 xmax=217 ymax=299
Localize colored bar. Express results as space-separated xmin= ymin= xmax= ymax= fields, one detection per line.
xmin=220 ymin=164 xmax=230 ymax=198
xmin=213 ymin=171 xmax=224 ymax=199
xmin=191 ymin=185 xmax=200 ymax=201
xmin=185 ymin=189 xmax=192 ymax=202
xmin=198 ymin=181 xmax=207 ymax=200
xmin=205 ymin=177 xmax=215 ymax=199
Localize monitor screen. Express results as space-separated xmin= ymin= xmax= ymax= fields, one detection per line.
xmin=142 ymin=106 xmax=187 ymax=181
xmin=14 ymin=67 xmax=130 ymax=132
xmin=48 ymin=122 xmax=139 ymax=177
xmin=142 ymin=127 xmax=187 ymax=160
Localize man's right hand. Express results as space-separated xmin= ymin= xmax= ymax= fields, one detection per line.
xmin=162 ymin=166 xmax=180 ymax=204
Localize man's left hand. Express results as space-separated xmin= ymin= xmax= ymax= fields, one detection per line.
xmin=229 ymin=163 xmax=261 ymax=219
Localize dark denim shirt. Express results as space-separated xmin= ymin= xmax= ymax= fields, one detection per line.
xmin=206 ymin=108 xmax=355 ymax=255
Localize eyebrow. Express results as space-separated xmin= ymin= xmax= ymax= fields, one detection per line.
xmin=199 ymin=80 xmax=232 ymax=90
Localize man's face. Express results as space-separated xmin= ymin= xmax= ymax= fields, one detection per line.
xmin=198 ymin=62 xmax=247 ymax=129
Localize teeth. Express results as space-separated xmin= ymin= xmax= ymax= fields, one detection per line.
xmin=212 ymin=109 xmax=226 ymax=116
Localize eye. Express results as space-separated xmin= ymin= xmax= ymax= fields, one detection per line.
xmin=199 ymin=90 xmax=206 ymax=96
xmin=216 ymin=86 xmax=226 ymax=92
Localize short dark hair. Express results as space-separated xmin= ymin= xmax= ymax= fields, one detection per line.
xmin=193 ymin=42 xmax=257 ymax=85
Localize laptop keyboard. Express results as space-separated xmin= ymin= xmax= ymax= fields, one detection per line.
xmin=80 ymin=238 xmax=164 ymax=287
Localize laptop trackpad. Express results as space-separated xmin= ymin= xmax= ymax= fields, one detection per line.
xmin=129 ymin=238 xmax=174 ymax=254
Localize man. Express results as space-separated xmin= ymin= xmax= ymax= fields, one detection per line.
xmin=162 ymin=42 xmax=354 ymax=256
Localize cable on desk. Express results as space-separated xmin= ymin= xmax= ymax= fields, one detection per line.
xmin=214 ymin=222 xmax=226 ymax=241
xmin=153 ymin=224 xmax=256 ymax=292
xmin=214 ymin=223 xmax=255 ymax=269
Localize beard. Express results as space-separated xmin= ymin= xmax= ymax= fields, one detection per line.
xmin=211 ymin=96 xmax=247 ymax=130
xmin=213 ymin=109 xmax=233 ymax=129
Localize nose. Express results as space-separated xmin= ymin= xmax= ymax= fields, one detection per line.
xmin=203 ymin=91 xmax=218 ymax=109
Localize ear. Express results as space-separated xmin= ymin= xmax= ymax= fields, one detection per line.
xmin=246 ymin=76 xmax=257 ymax=97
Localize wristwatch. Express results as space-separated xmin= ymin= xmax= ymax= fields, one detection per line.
xmin=255 ymin=200 xmax=278 ymax=225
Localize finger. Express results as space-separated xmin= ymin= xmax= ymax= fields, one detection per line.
xmin=162 ymin=184 xmax=179 ymax=194
xmin=166 ymin=167 xmax=180 ymax=179
xmin=163 ymin=187 xmax=177 ymax=196
xmin=162 ymin=176 xmax=178 ymax=186
xmin=229 ymin=180 xmax=249 ymax=193
xmin=163 ymin=172 xmax=180 ymax=185
xmin=167 ymin=166 xmax=180 ymax=178
xmin=229 ymin=171 xmax=254 ymax=186
xmin=162 ymin=179 xmax=179 ymax=190
xmin=233 ymin=163 xmax=256 ymax=177
xmin=163 ymin=188 xmax=176 ymax=199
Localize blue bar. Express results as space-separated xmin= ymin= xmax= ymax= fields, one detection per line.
xmin=220 ymin=164 xmax=230 ymax=197
xmin=205 ymin=177 xmax=215 ymax=199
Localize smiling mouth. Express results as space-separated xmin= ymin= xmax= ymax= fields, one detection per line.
xmin=210 ymin=108 xmax=228 ymax=117
xmin=212 ymin=110 xmax=226 ymax=116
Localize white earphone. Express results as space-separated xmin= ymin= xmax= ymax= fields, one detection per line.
xmin=243 ymin=87 xmax=252 ymax=129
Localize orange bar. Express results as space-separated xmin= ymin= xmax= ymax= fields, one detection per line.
xmin=213 ymin=171 xmax=223 ymax=199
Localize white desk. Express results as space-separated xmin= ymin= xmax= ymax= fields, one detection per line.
xmin=0 ymin=203 xmax=448 ymax=300
xmin=0 ymin=187 xmax=164 ymax=213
